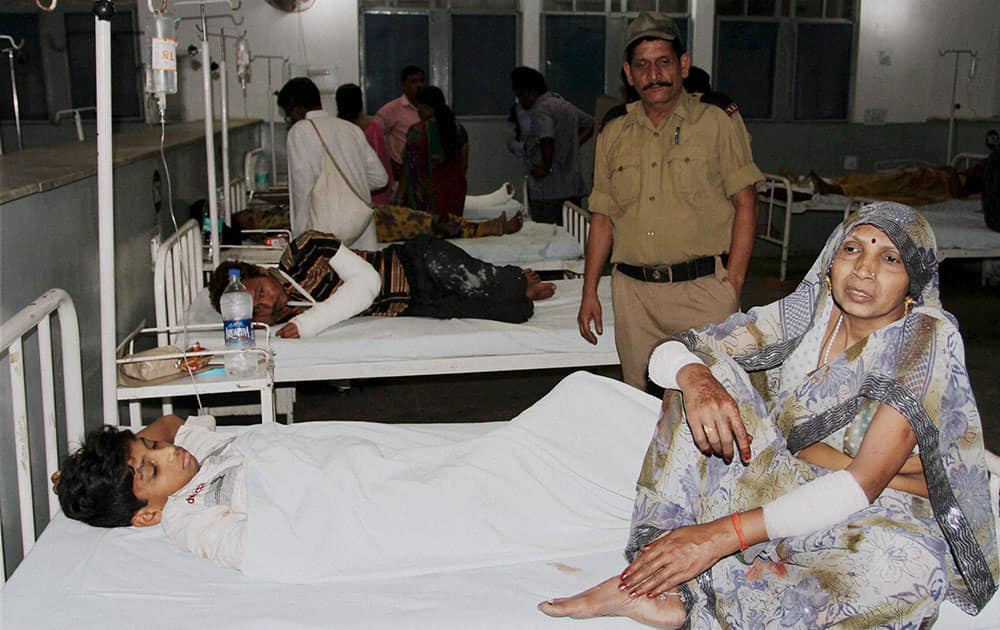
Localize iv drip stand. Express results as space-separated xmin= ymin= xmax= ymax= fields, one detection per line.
xmin=939 ymin=48 xmax=977 ymax=166
xmin=0 ymin=34 xmax=26 ymax=154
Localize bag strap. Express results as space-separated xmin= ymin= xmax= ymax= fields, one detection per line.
xmin=308 ymin=119 xmax=371 ymax=207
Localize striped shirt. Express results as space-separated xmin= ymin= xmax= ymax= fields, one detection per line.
xmin=279 ymin=231 xmax=411 ymax=317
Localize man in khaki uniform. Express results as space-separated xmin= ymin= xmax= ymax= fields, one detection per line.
xmin=577 ymin=12 xmax=763 ymax=390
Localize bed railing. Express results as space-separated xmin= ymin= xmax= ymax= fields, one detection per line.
xmin=951 ymin=152 xmax=988 ymax=171
xmin=155 ymin=219 xmax=205 ymax=345
xmin=562 ymin=201 xmax=591 ymax=255
xmin=1 ymin=289 xmax=85 ymax=587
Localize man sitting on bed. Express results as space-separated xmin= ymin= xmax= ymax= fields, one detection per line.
xmin=207 ymin=230 xmax=556 ymax=338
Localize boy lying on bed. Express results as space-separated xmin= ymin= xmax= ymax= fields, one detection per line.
xmin=54 ymin=414 xmax=245 ymax=567
xmin=207 ymin=230 xmax=556 ymax=338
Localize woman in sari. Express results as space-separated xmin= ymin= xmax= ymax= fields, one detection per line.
xmin=393 ymin=85 xmax=469 ymax=220
xmin=541 ymin=202 xmax=998 ymax=627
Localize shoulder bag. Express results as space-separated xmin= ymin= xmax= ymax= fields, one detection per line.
xmin=307 ymin=119 xmax=374 ymax=245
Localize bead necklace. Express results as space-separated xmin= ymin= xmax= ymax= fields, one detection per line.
xmin=821 ymin=313 xmax=844 ymax=366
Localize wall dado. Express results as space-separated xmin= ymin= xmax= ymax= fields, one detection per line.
xmin=0 ymin=121 xmax=260 ymax=427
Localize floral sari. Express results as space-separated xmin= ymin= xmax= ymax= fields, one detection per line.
xmin=629 ymin=202 xmax=998 ymax=627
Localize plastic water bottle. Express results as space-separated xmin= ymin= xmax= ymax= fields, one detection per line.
xmin=254 ymin=152 xmax=271 ymax=192
xmin=219 ymin=268 xmax=257 ymax=378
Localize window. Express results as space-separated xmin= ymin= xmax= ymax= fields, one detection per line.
xmin=360 ymin=1 xmax=519 ymax=117
xmin=64 ymin=9 xmax=142 ymax=119
xmin=714 ymin=0 xmax=856 ymax=120
xmin=0 ymin=14 xmax=48 ymax=122
xmin=541 ymin=1 xmax=690 ymax=118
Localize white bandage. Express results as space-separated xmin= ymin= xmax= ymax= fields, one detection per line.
xmin=648 ymin=340 xmax=706 ymax=390
xmin=289 ymin=246 xmax=381 ymax=338
xmin=763 ymin=470 xmax=870 ymax=539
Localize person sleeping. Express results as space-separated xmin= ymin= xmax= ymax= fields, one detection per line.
xmin=206 ymin=230 xmax=556 ymax=339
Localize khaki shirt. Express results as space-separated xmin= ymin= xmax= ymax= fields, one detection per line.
xmin=590 ymin=91 xmax=763 ymax=266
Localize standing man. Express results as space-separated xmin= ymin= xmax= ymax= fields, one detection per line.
xmin=278 ymin=77 xmax=388 ymax=249
xmin=511 ymin=67 xmax=595 ymax=225
xmin=375 ymin=65 xmax=426 ymax=180
xmin=577 ymin=12 xmax=763 ymax=391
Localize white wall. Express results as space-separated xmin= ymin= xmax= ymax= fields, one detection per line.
xmin=141 ymin=1 xmax=360 ymax=124
xmin=142 ymin=0 xmax=999 ymax=128
xmin=854 ymin=0 xmax=999 ymax=123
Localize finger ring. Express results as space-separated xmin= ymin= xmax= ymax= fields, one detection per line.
xmin=704 ymin=426 xmax=714 ymax=435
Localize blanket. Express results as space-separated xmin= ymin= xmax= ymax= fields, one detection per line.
xmin=238 ymin=371 xmax=656 ymax=582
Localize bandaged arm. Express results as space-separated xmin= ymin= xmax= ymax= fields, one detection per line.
xmin=648 ymin=340 xmax=706 ymax=390
xmin=286 ymin=246 xmax=381 ymax=338
xmin=762 ymin=470 xmax=870 ymax=539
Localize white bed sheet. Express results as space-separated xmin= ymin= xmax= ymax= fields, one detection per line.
xmin=222 ymin=219 xmax=582 ymax=269
xmin=3 ymin=372 xmax=997 ymax=629
xmin=917 ymin=199 xmax=1000 ymax=257
xmin=181 ymin=277 xmax=616 ymax=374
xmin=444 ymin=219 xmax=583 ymax=267
xmin=1 ymin=373 xmax=652 ymax=630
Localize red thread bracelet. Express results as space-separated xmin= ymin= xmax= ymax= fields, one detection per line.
xmin=730 ymin=512 xmax=749 ymax=551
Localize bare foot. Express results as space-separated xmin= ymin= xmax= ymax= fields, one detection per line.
xmin=523 ymin=268 xmax=556 ymax=300
xmin=503 ymin=211 xmax=524 ymax=234
xmin=808 ymin=170 xmax=841 ymax=195
xmin=538 ymin=576 xmax=686 ymax=628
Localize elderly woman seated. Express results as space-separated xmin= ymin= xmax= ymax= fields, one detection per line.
xmin=540 ymin=202 xmax=998 ymax=627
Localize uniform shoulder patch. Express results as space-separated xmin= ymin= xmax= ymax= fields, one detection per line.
xmin=700 ymin=91 xmax=740 ymax=117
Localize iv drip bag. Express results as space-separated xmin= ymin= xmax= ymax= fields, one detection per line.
xmin=146 ymin=13 xmax=178 ymax=96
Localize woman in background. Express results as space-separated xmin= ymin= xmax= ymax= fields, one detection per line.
xmin=394 ymin=85 xmax=469 ymax=220
xmin=336 ymin=83 xmax=394 ymax=205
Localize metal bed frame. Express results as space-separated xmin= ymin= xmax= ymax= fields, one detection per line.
xmin=141 ymin=203 xmax=607 ymax=421
xmin=756 ymin=152 xmax=991 ymax=282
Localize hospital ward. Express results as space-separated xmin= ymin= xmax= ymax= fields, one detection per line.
xmin=4 ymin=1 xmax=1000 ymax=628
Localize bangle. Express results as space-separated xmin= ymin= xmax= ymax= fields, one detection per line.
xmin=730 ymin=512 xmax=749 ymax=552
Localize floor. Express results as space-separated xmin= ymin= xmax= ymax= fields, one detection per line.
xmin=196 ymin=254 xmax=999 ymax=454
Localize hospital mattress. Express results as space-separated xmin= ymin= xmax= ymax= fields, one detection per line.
xmin=222 ymin=219 xmax=583 ymax=269
xmin=917 ymin=199 xmax=1000 ymax=258
xmin=178 ymin=277 xmax=617 ymax=380
xmin=2 ymin=373 xmax=997 ymax=629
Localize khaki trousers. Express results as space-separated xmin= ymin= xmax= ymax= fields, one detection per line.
xmin=611 ymin=260 xmax=739 ymax=391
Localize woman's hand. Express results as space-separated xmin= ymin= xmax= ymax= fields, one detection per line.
xmin=675 ymin=364 xmax=752 ymax=464
xmin=619 ymin=521 xmax=730 ymax=599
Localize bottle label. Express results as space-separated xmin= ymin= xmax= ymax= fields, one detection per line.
xmin=224 ymin=319 xmax=254 ymax=346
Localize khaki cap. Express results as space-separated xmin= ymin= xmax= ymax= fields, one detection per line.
xmin=625 ymin=12 xmax=682 ymax=52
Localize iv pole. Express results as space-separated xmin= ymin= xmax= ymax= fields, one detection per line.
xmin=253 ymin=54 xmax=289 ymax=185
xmin=172 ymin=0 xmax=242 ymax=268
xmin=939 ymin=48 xmax=978 ymax=166
xmin=0 ymin=34 xmax=26 ymax=154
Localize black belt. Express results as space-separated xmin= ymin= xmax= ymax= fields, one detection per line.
xmin=616 ymin=254 xmax=726 ymax=283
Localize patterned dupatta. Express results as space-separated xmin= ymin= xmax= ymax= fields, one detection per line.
xmin=676 ymin=202 xmax=998 ymax=613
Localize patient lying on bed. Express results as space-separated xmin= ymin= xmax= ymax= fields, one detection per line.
xmin=235 ymin=203 xmax=524 ymax=241
xmin=53 ymin=373 xmax=644 ymax=580
xmin=207 ymin=230 xmax=556 ymax=338
xmin=54 ymin=414 xmax=246 ymax=566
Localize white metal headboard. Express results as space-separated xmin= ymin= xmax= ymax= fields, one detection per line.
xmin=0 ymin=289 xmax=85 ymax=587
xmin=155 ymin=219 xmax=206 ymax=344
xmin=562 ymin=201 xmax=591 ymax=255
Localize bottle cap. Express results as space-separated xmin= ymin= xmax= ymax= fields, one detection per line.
xmin=228 ymin=268 xmax=241 ymax=280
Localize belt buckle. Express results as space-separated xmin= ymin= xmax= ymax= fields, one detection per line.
xmin=650 ymin=268 xmax=665 ymax=282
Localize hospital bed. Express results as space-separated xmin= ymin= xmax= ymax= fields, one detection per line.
xmin=756 ymin=153 xmax=993 ymax=281
xmin=220 ymin=182 xmax=589 ymax=275
xmin=2 ymin=290 xmax=998 ymax=628
xmin=138 ymin=216 xmax=614 ymax=422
